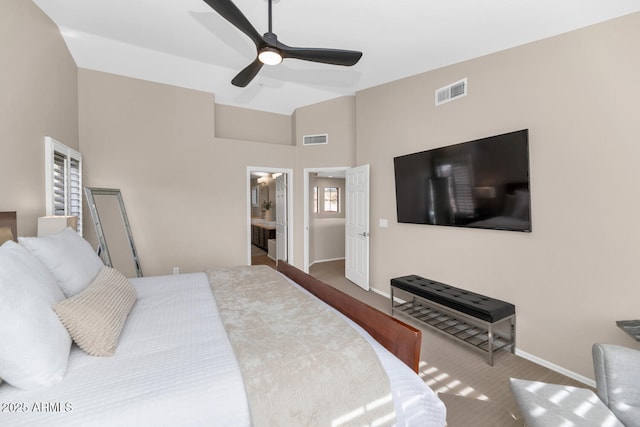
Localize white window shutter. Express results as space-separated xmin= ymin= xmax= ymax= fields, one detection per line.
xmin=68 ymin=157 xmax=82 ymax=221
xmin=45 ymin=137 xmax=83 ymax=235
xmin=53 ymin=151 xmax=66 ymax=215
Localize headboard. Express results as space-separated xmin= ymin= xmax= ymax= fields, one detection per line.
xmin=0 ymin=211 xmax=18 ymax=244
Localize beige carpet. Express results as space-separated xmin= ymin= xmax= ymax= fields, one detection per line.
xmin=309 ymin=260 xmax=588 ymax=427
xmin=251 ymin=244 xmax=275 ymax=268
xmin=251 ymin=244 xmax=267 ymax=257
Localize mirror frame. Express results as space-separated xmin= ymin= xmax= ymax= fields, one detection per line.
xmin=84 ymin=187 xmax=143 ymax=277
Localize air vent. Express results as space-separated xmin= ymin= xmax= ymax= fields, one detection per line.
xmin=435 ymin=78 xmax=467 ymax=106
xmin=303 ymin=134 xmax=328 ymax=146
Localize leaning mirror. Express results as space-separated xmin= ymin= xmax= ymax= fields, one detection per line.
xmin=84 ymin=187 xmax=143 ymax=277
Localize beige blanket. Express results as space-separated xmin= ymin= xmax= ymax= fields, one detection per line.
xmin=207 ymin=265 xmax=396 ymax=427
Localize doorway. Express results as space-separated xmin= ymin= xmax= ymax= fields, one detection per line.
xmin=247 ymin=166 xmax=293 ymax=268
xmin=303 ymin=167 xmax=349 ymax=275
xmin=304 ymin=166 xmax=370 ymax=290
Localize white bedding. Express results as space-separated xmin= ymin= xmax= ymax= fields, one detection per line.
xmin=0 ymin=271 xmax=445 ymax=426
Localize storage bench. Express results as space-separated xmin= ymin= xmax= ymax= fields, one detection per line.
xmin=391 ymin=275 xmax=516 ymax=365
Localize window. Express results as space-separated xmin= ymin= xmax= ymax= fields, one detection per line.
xmin=45 ymin=137 xmax=83 ymax=234
xmin=323 ymin=187 xmax=339 ymax=213
xmin=313 ymin=186 xmax=319 ymax=213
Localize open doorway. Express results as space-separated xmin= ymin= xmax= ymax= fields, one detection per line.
xmin=247 ymin=167 xmax=293 ymax=268
xmin=304 ymin=165 xmax=371 ymax=290
xmin=303 ymin=167 xmax=349 ymax=280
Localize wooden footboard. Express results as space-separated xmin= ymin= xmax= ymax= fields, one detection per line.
xmin=277 ymin=261 xmax=422 ymax=373
xmin=0 ymin=211 xmax=17 ymax=243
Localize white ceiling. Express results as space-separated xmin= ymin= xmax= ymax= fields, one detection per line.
xmin=33 ymin=0 xmax=640 ymax=115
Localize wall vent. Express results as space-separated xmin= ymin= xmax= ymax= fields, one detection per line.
xmin=303 ymin=134 xmax=328 ymax=146
xmin=435 ymin=78 xmax=468 ymax=106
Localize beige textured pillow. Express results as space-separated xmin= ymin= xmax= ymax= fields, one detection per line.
xmin=53 ymin=266 xmax=137 ymax=356
xmin=0 ymin=227 xmax=13 ymax=245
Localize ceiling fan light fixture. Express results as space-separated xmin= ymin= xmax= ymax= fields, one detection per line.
xmin=258 ymin=47 xmax=282 ymax=65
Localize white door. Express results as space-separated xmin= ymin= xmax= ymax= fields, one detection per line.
xmin=275 ymin=173 xmax=288 ymax=263
xmin=345 ymin=164 xmax=370 ymax=290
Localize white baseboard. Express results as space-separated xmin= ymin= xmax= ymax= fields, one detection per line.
xmin=515 ymin=349 xmax=595 ymax=388
xmin=371 ymin=287 xmax=391 ymax=299
xmin=309 ymin=257 xmax=345 ymax=268
xmin=371 ymin=286 xmax=595 ymax=387
xmin=372 ymin=288 xmax=408 ymax=306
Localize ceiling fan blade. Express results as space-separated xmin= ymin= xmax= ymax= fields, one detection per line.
xmin=202 ymin=0 xmax=264 ymax=48
xmin=231 ymin=58 xmax=264 ymax=87
xmin=279 ymin=46 xmax=362 ymax=66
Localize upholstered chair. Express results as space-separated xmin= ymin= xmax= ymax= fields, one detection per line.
xmin=592 ymin=343 xmax=640 ymax=427
xmin=510 ymin=343 xmax=640 ymax=426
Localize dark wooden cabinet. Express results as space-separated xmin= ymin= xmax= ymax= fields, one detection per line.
xmin=251 ymin=224 xmax=275 ymax=250
xmin=252 ymin=225 xmax=260 ymax=246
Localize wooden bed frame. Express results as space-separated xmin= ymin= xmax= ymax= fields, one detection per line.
xmin=277 ymin=260 xmax=422 ymax=373
xmin=0 ymin=211 xmax=17 ymax=243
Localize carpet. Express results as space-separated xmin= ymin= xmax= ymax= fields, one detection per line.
xmin=309 ymin=260 xmax=589 ymax=427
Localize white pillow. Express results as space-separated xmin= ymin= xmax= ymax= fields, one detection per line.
xmin=19 ymin=227 xmax=104 ymax=297
xmin=0 ymin=240 xmax=71 ymax=389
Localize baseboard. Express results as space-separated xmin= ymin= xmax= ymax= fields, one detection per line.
xmin=371 ymin=287 xmax=391 ymax=300
xmin=309 ymin=257 xmax=345 ymax=268
xmin=371 ymin=286 xmax=596 ymax=388
xmin=372 ymin=287 xmax=408 ymax=306
xmin=515 ymin=349 xmax=595 ymax=388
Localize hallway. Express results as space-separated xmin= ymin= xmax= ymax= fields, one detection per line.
xmin=251 ymin=244 xmax=276 ymax=269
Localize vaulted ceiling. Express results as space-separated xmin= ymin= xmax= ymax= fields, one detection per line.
xmin=33 ymin=0 xmax=640 ymax=114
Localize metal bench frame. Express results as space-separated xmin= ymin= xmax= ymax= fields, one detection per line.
xmin=391 ymin=286 xmax=516 ymax=366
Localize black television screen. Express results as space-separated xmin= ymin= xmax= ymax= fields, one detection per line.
xmin=393 ymin=129 xmax=531 ymax=232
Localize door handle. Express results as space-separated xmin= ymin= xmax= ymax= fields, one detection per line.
xmin=360 ymin=232 xmax=369 ymax=237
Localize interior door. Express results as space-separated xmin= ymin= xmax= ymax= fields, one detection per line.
xmin=345 ymin=164 xmax=370 ymax=290
xmin=275 ymin=173 xmax=288 ymax=263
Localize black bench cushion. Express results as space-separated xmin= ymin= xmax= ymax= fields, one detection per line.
xmin=391 ymin=275 xmax=515 ymax=322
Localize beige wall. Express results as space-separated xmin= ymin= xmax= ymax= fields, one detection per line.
xmin=0 ymin=0 xmax=78 ymax=236
xmin=215 ymin=104 xmax=292 ymax=145
xmin=311 ymin=218 xmax=346 ymax=263
xmin=78 ymin=71 xmax=354 ymax=277
xmin=78 ymin=69 xmax=296 ymax=276
xmin=356 ymin=12 xmax=640 ymax=379
xmin=291 ymin=96 xmax=356 ymax=268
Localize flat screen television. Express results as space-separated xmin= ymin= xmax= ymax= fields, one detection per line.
xmin=393 ymin=129 xmax=531 ymax=232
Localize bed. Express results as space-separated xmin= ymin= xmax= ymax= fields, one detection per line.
xmin=0 ymin=212 xmax=17 ymax=244
xmin=0 ymin=219 xmax=446 ymax=426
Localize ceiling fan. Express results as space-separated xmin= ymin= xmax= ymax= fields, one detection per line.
xmin=203 ymin=0 xmax=363 ymax=87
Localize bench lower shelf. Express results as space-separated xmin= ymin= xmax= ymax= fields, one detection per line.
xmin=392 ymin=293 xmax=516 ymax=366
